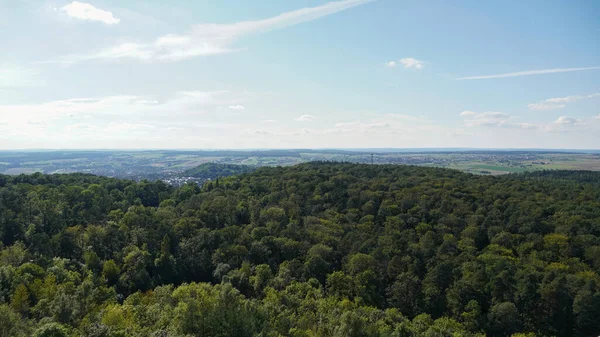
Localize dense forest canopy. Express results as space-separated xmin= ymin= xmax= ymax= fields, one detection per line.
xmin=183 ymin=163 xmax=257 ymax=180
xmin=1 ymin=163 xmax=600 ymax=337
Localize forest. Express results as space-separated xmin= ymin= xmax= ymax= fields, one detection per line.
xmin=1 ymin=162 xmax=599 ymax=337
xmin=183 ymin=163 xmax=257 ymax=180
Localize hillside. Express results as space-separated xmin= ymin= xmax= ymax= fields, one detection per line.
xmin=182 ymin=162 xmax=257 ymax=180
xmin=1 ymin=163 xmax=600 ymax=336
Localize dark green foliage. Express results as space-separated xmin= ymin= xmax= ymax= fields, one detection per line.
xmin=1 ymin=163 xmax=600 ymax=336
xmin=183 ymin=163 xmax=256 ymax=180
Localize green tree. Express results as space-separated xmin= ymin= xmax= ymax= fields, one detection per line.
xmin=0 ymin=304 xmax=28 ymax=337
xmin=487 ymin=302 xmax=521 ymax=337
xmin=102 ymin=259 xmax=120 ymax=285
xmin=10 ymin=283 xmax=29 ymax=314
xmin=32 ymin=323 xmax=69 ymax=337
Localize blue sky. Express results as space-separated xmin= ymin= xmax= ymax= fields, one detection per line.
xmin=0 ymin=0 xmax=599 ymax=149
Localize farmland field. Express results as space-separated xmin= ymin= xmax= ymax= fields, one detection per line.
xmin=0 ymin=150 xmax=599 ymax=184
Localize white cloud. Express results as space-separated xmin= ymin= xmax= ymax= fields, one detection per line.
xmin=60 ymin=1 xmax=120 ymax=25
xmin=58 ymin=0 xmax=372 ymax=63
xmin=386 ymin=58 xmax=424 ymax=69
xmin=460 ymin=111 xmax=478 ymax=117
xmin=515 ymin=123 xmax=538 ymax=130
xmin=300 ymin=115 xmax=444 ymax=138
xmin=295 ymin=114 xmax=317 ymax=122
xmin=544 ymin=116 xmax=587 ymax=133
xmin=0 ymin=90 xmax=240 ymax=134
xmin=399 ymin=58 xmax=424 ymax=69
xmin=528 ymin=92 xmax=600 ymax=110
xmin=553 ymin=116 xmax=581 ymax=126
xmin=263 ymin=119 xmax=276 ymax=123
xmin=457 ymin=66 xmax=600 ymax=80
xmin=228 ymin=105 xmax=245 ymax=110
xmin=546 ymin=95 xmax=584 ymax=103
xmin=366 ymin=122 xmax=390 ymax=128
xmin=459 ymin=110 xmax=535 ymax=129
xmin=459 ymin=110 xmax=599 ymax=136
xmin=461 ymin=111 xmax=510 ymax=120
xmin=331 ymin=121 xmax=393 ymax=133
xmin=527 ymin=103 xmax=566 ymax=111
xmin=0 ymin=90 xmax=259 ymax=148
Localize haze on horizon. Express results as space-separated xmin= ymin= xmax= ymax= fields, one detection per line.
xmin=1 ymin=0 xmax=599 ymax=149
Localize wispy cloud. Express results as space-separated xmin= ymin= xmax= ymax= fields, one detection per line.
xmin=228 ymin=105 xmax=245 ymax=110
xmin=299 ymin=116 xmax=443 ymax=137
xmin=386 ymin=57 xmax=424 ymax=69
xmin=456 ymin=67 xmax=600 ymax=80
xmin=60 ymin=1 xmax=120 ymax=25
xmin=57 ymin=0 xmax=373 ymax=63
xmin=527 ymin=102 xmax=566 ymax=111
xmin=528 ymin=92 xmax=600 ymax=110
xmin=295 ymin=114 xmax=317 ymax=122
xmin=459 ymin=110 xmax=536 ymax=129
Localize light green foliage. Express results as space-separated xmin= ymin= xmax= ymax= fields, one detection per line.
xmin=0 ymin=241 xmax=26 ymax=267
xmin=0 ymin=303 xmax=28 ymax=337
xmin=10 ymin=283 xmax=29 ymax=314
xmin=102 ymin=259 xmax=120 ymax=285
xmin=32 ymin=323 xmax=69 ymax=337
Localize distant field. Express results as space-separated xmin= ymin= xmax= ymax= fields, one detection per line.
xmin=0 ymin=150 xmax=599 ymax=180
xmin=468 ymin=164 xmax=527 ymax=173
xmin=21 ymin=158 xmax=89 ymax=165
xmin=568 ymin=159 xmax=600 ymax=170
xmin=172 ymin=157 xmax=220 ymax=168
xmin=3 ymin=167 xmax=43 ymax=174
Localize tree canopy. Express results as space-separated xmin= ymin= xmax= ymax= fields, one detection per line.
xmin=1 ymin=163 xmax=599 ymax=336
xmin=182 ymin=163 xmax=256 ymax=180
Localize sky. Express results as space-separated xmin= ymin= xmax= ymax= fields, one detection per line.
xmin=0 ymin=0 xmax=599 ymax=149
